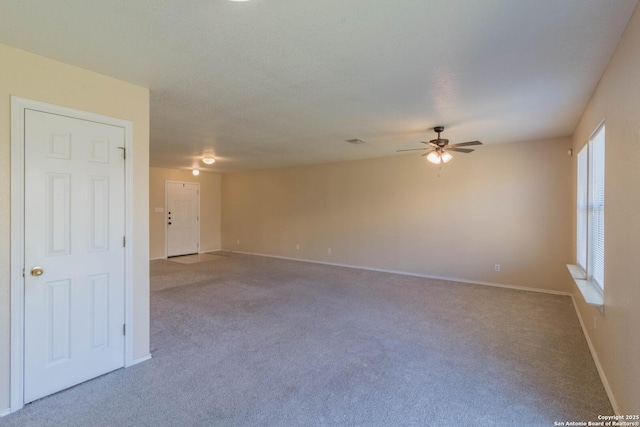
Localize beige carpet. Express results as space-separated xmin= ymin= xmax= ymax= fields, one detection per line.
xmin=0 ymin=252 xmax=612 ymax=426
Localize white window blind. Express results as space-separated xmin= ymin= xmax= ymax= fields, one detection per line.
xmin=589 ymin=125 xmax=605 ymax=289
xmin=576 ymin=124 xmax=605 ymax=291
xmin=576 ymin=147 xmax=588 ymax=272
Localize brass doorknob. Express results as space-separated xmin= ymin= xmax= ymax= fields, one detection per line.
xmin=30 ymin=266 xmax=44 ymax=277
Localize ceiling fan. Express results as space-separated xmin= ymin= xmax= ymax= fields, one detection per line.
xmin=397 ymin=126 xmax=483 ymax=164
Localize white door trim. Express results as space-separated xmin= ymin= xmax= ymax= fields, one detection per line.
xmin=165 ymin=180 xmax=200 ymax=258
xmin=10 ymin=96 xmax=136 ymax=413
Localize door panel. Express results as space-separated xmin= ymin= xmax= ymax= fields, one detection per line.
xmin=24 ymin=109 xmax=126 ymax=403
xmin=46 ymin=279 xmax=71 ymax=365
xmin=166 ymin=182 xmax=199 ymax=257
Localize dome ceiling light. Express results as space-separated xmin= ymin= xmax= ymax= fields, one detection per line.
xmin=202 ymin=157 xmax=216 ymax=165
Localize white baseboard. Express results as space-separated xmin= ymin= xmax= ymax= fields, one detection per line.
xmin=570 ymin=296 xmax=619 ymax=414
xmin=201 ymin=248 xmax=222 ymax=254
xmin=151 ymin=248 xmax=223 ymax=261
xmin=224 ymin=249 xmax=571 ymax=297
xmin=0 ymin=407 xmax=11 ymax=418
xmin=129 ymin=354 xmax=152 ymax=367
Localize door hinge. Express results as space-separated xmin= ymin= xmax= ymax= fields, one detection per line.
xmin=22 ymin=268 xmax=25 ymax=278
xmin=123 ymin=236 xmax=126 ymax=247
xmin=123 ymin=324 xmax=126 ymax=336
xmin=118 ymin=146 xmax=126 ymax=159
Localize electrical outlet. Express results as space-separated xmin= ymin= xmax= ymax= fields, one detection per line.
xmin=328 ymin=248 xmax=332 ymax=254
xmin=494 ymin=264 xmax=501 ymax=272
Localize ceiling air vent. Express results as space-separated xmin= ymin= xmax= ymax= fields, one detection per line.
xmin=346 ymin=139 xmax=366 ymax=144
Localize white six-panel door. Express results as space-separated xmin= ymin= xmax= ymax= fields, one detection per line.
xmin=23 ymin=109 xmax=126 ymax=403
xmin=166 ymin=182 xmax=199 ymax=257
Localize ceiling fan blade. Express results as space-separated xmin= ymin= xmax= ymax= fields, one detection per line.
xmin=446 ymin=148 xmax=474 ymax=153
xmin=450 ymin=140 xmax=482 ymax=147
xmin=397 ymin=148 xmax=427 ymax=152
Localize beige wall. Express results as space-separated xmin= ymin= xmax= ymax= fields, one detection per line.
xmin=222 ymin=137 xmax=574 ymax=293
xmin=0 ymin=43 xmax=150 ymax=411
xmin=570 ymin=4 xmax=640 ymax=414
xmin=149 ymin=168 xmax=222 ymax=259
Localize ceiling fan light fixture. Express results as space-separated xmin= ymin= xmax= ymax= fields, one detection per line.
xmin=426 ymin=151 xmax=442 ymax=164
xmin=441 ymin=151 xmax=453 ymax=163
xmin=202 ymin=157 xmax=216 ymax=164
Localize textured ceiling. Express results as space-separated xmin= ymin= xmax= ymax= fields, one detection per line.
xmin=0 ymin=0 xmax=637 ymax=172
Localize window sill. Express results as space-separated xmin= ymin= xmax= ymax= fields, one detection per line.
xmin=566 ymin=264 xmax=604 ymax=310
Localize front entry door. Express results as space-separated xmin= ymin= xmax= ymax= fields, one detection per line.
xmin=166 ymin=182 xmax=199 ymax=257
xmin=23 ymin=109 xmax=126 ymax=403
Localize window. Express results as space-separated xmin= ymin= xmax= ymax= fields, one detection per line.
xmin=576 ymin=123 xmax=605 ymax=291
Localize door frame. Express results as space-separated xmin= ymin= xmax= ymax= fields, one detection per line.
xmin=165 ymin=180 xmax=200 ymax=258
xmin=9 ymin=97 xmax=135 ymax=412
